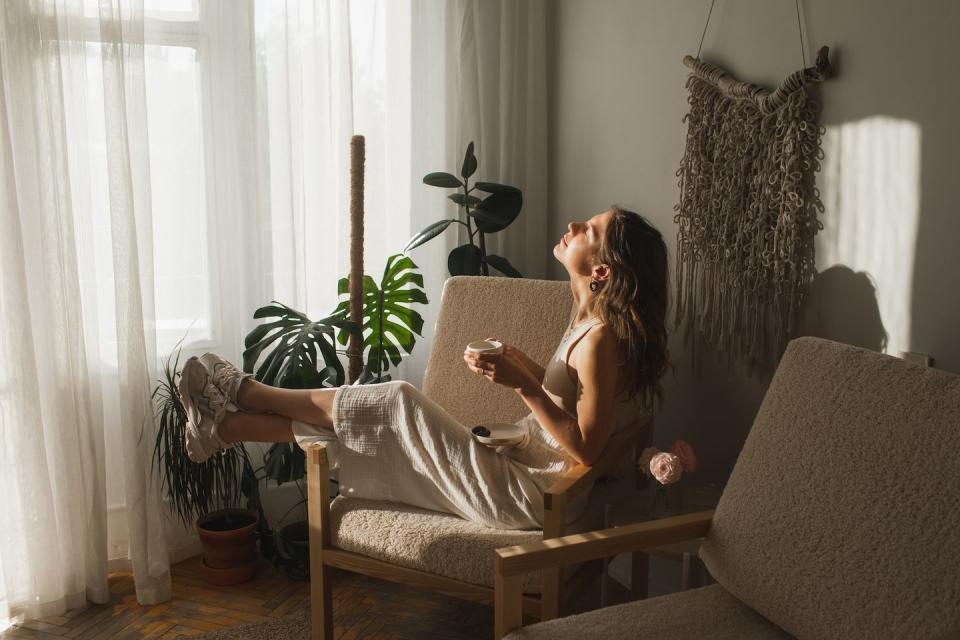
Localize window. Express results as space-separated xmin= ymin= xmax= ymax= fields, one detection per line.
xmin=78 ymin=0 xmax=214 ymax=360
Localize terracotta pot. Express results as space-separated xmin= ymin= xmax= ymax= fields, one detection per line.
xmin=201 ymin=555 xmax=258 ymax=586
xmin=195 ymin=508 xmax=259 ymax=579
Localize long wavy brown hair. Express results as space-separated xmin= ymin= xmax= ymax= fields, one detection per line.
xmin=589 ymin=206 xmax=671 ymax=410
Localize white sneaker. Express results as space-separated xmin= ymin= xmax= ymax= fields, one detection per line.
xmin=197 ymin=352 xmax=256 ymax=411
xmin=178 ymin=356 xmax=238 ymax=463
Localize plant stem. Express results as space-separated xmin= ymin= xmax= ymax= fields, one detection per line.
xmin=463 ymin=182 xmax=476 ymax=248
xmin=478 ymin=231 xmax=489 ymax=275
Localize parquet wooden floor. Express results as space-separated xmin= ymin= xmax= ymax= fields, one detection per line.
xmin=0 ymin=555 xmax=501 ymax=640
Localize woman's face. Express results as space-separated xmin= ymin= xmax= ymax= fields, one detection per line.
xmin=553 ymin=210 xmax=613 ymax=277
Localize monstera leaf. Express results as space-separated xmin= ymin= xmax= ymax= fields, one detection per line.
xmin=330 ymin=253 xmax=428 ymax=379
xmin=242 ymin=301 xmax=353 ymax=389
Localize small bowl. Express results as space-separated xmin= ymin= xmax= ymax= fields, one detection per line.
xmin=466 ymin=340 xmax=504 ymax=355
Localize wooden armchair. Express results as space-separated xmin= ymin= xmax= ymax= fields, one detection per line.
xmin=304 ymin=276 xmax=652 ymax=639
xmin=495 ymin=510 xmax=715 ymax=638
xmin=494 ymin=337 xmax=960 ymax=640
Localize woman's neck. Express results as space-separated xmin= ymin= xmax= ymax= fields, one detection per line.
xmin=571 ymin=310 xmax=597 ymax=327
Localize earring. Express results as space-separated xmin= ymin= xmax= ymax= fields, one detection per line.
xmin=589 ymin=279 xmax=600 ymax=292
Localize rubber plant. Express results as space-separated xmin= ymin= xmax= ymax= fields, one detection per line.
xmin=404 ymin=141 xmax=524 ymax=278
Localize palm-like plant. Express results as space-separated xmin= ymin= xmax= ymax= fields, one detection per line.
xmin=405 ymin=141 xmax=524 ymax=278
xmin=151 ymin=343 xmax=253 ymax=527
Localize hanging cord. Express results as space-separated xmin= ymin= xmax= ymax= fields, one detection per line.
xmin=794 ymin=0 xmax=807 ymax=68
xmin=696 ymin=0 xmax=808 ymax=69
xmin=695 ymin=0 xmax=717 ymax=60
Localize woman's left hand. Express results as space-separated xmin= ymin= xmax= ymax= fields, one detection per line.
xmin=464 ymin=341 xmax=540 ymax=394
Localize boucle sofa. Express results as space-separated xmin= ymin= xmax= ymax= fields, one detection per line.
xmin=305 ymin=276 xmax=651 ymax=639
xmin=495 ymin=337 xmax=960 ymax=639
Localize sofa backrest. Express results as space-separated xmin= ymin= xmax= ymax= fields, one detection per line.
xmin=421 ymin=276 xmax=572 ymax=427
xmin=700 ymin=337 xmax=960 ymax=640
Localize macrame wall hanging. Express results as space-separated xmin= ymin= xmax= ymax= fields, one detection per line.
xmin=673 ymin=0 xmax=831 ymax=374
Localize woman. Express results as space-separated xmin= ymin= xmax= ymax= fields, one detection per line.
xmin=178 ymin=206 xmax=670 ymax=529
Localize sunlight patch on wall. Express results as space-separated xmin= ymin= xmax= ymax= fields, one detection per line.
xmin=818 ymin=116 xmax=921 ymax=357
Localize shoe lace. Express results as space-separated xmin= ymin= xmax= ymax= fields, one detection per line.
xmin=211 ymin=362 xmax=240 ymax=394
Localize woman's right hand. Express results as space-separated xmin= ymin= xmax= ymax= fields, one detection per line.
xmin=462 ymin=336 xmax=507 ymax=377
xmin=463 ymin=337 xmax=543 ymax=384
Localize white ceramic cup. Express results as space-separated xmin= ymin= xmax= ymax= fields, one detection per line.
xmin=465 ymin=339 xmax=504 ymax=355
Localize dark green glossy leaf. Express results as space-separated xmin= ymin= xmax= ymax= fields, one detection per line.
xmin=403 ymin=219 xmax=455 ymax=253
xmin=448 ymin=193 xmax=482 ymax=207
xmin=473 ymin=190 xmax=523 ymax=233
xmin=422 ymin=172 xmax=463 ymax=188
xmin=474 ymin=182 xmax=520 ymax=195
xmin=460 ymin=141 xmax=477 ymax=179
xmin=448 ymin=243 xmax=483 ymax=276
xmin=484 ymin=254 xmax=523 ymax=278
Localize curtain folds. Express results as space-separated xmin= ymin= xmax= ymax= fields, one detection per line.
xmin=0 ymin=0 xmax=547 ymax=625
xmin=454 ymin=0 xmax=549 ymax=280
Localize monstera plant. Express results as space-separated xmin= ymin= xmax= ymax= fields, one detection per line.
xmin=405 ymin=141 xmax=524 ymax=278
xmin=237 ymin=252 xmax=428 ymax=577
xmin=329 ymin=253 xmax=427 ymax=383
xmin=242 ymin=252 xmax=428 ymax=483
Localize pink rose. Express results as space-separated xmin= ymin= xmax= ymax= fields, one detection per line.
xmin=649 ymin=452 xmax=683 ymax=485
xmin=669 ymin=439 xmax=698 ymax=473
xmin=638 ymin=447 xmax=659 ymax=475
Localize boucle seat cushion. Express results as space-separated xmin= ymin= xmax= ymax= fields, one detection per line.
xmin=701 ymin=337 xmax=960 ymax=640
xmin=504 ymin=584 xmax=794 ymax=639
xmin=329 ymin=496 xmax=544 ymax=593
xmin=329 ymin=473 xmax=636 ymax=596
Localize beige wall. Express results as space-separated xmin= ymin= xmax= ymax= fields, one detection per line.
xmin=547 ymin=0 xmax=960 ymax=483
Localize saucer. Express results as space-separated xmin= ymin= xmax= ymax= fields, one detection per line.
xmin=470 ymin=422 xmax=526 ymax=448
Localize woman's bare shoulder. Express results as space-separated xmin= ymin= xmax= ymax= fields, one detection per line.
xmin=570 ymin=323 xmax=627 ymax=394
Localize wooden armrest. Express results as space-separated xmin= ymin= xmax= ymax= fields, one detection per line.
xmin=544 ymin=415 xmax=651 ymax=500
xmin=306 ymin=443 xmax=332 ymax=548
xmin=494 ymin=509 xmax=713 ymax=638
xmin=305 ymin=443 xmax=334 ymax=639
xmin=498 ymin=509 xmax=714 ymax=577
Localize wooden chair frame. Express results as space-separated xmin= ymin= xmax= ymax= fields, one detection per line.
xmin=493 ymin=509 xmax=716 ymax=638
xmin=305 ymin=416 xmax=652 ymax=640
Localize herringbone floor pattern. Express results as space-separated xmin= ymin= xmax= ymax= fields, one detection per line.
xmin=0 ymin=555 xmax=500 ymax=639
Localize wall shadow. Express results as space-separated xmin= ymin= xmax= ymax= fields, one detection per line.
xmin=796 ymin=265 xmax=888 ymax=353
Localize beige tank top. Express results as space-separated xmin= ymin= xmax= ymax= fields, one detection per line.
xmin=541 ymin=316 xmax=643 ymax=431
xmin=508 ymin=316 xmax=645 ymax=524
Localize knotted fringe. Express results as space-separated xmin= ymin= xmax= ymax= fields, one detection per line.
xmin=674 ymin=54 xmax=828 ymax=374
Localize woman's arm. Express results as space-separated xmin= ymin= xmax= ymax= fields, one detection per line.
xmin=517 ymin=325 xmax=618 ymax=466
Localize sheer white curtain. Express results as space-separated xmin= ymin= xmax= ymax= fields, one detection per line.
xmin=0 ymin=0 xmax=170 ymax=621
xmin=453 ymin=0 xmax=549 ymax=279
xmin=0 ymin=0 xmax=546 ymax=625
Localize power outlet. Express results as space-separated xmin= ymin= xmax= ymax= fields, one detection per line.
xmin=900 ymin=351 xmax=933 ymax=368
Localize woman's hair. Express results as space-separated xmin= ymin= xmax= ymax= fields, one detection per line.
xmin=590 ymin=206 xmax=671 ymax=410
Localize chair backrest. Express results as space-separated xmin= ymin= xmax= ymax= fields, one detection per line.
xmin=700 ymin=337 xmax=960 ymax=640
xmin=421 ymin=276 xmax=571 ymax=427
